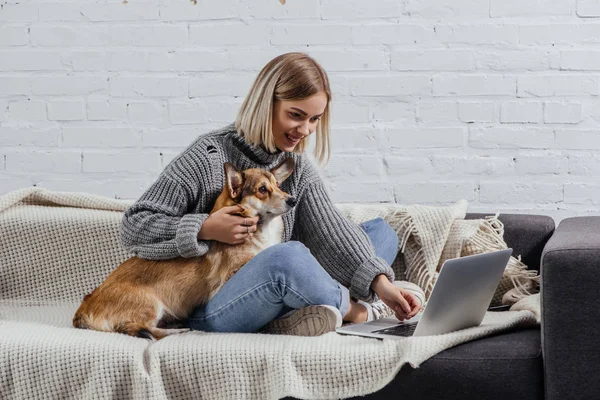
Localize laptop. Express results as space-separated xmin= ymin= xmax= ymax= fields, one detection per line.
xmin=336 ymin=248 xmax=513 ymax=339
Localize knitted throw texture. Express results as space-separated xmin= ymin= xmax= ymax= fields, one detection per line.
xmin=0 ymin=188 xmax=540 ymax=400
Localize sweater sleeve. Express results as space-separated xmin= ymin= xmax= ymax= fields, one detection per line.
xmin=120 ymin=173 xmax=210 ymax=260
xmin=295 ymin=179 xmax=395 ymax=302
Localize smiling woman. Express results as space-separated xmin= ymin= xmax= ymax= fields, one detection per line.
xmin=120 ymin=52 xmax=422 ymax=337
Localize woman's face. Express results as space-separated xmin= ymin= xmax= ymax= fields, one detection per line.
xmin=271 ymin=92 xmax=328 ymax=152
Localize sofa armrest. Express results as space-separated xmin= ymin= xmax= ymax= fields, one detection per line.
xmin=541 ymin=217 xmax=600 ymax=400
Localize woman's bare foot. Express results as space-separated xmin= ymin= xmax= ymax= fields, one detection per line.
xmin=343 ymin=300 xmax=368 ymax=323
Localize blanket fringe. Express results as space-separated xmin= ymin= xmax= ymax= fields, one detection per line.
xmin=469 ymin=214 xmax=540 ymax=302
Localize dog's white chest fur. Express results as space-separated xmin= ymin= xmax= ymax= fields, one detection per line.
xmin=253 ymin=216 xmax=284 ymax=250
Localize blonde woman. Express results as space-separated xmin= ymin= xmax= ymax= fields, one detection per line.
xmin=120 ymin=52 xmax=424 ymax=336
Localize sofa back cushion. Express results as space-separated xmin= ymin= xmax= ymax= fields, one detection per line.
xmin=466 ymin=213 xmax=555 ymax=271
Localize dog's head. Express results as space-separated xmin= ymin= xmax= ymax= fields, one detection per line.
xmin=223 ymin=158 xmax=297 ymax=220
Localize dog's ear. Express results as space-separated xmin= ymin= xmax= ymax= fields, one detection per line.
xmin=224 ymin=162 xmax=243 ymax=199
xmin=270 ymin=158 xmax=295 ymax=185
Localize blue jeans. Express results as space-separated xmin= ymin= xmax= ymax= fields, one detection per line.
xmin=188 ymin=217 xmax=398 ymax=333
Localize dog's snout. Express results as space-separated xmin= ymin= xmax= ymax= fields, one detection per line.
xmin=286 ymin=196 xmax=297 ymax=207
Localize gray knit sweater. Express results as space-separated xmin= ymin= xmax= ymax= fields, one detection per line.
xmin=120 ymin=123 xmax=394 ymax=301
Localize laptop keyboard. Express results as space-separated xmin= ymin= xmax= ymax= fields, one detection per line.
xmin=372 ymin=323 xmax=418 ymax=337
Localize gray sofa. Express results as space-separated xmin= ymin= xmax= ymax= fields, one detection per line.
xmin=288 ymin=213 xmax=600 ymax=400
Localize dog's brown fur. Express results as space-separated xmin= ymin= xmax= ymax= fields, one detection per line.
xmin=73 ymin=158 xmax=296 ymax=340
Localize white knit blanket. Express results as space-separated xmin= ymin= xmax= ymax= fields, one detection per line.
xmin=0 ymin=188 xmax=540 ymax=400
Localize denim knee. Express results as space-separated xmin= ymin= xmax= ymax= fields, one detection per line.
xmin=361 ymin=217 xmax=399 ymax=266
xmin=245 ymin=241 xmax=313 ymax=277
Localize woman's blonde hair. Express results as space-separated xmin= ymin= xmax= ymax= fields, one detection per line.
xmin=235 ymin=52 xmax=331 ymax=164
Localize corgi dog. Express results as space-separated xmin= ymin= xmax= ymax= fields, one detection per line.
xmin=73 ymin=158 xmax=296 ymax=340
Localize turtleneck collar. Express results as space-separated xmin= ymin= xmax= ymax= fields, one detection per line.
xmin=224 ymin=123 xmax=286 ymax=167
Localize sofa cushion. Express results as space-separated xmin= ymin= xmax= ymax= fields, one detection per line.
xmin=466 ymin=213 xmax=555 ymax=271
xmin=285 ymin=327 xmax=543 ymax=400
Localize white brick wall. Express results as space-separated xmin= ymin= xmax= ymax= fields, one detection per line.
xmin=1 ymin=0 xmax=600 ymax=220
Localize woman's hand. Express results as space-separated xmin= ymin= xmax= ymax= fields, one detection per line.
xmin=198 ymin=205 xmax=260 ymax=245
xmin=371 ymin=275 xmax=421 ymax=321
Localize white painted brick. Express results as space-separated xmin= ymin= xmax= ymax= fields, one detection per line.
xmin=564 ymin=183 xmax=600 ymax=204
xmin=433 ymin=75 xmax=516 ymax=96
xmin=228 ymin=49 xmax=284 ymax=71
xmin=307 ymin=49 xmax=388 ymax=72
xmin=142 ymin=127 xmax=205 ymax=148
xmin=31 ymin=25 xmax=188 ymax=47
xmin=205 ymin=99 xmax=243 ymax=123
xmin=239 ymin=0 xmax=320 ymax=19
xmin=387 ymin=127 xmax=466 ymax=148
xmin=87 ymin=99 xmax=127 ymax=121
xmin=328 ymin=181 xmax=394 ymax=203
xmin=469 ymin=127 xmax=554 ymax=149
xmin=145 ymin=51 xmax=230 ymax=73
xmin=331 ymin=101 xmax=370 ymax=124
xmin=385 ymin=156 xmax=432 ymax=176
xmin=0 ymin=100 xmax=7 ymax=122
xmin=394 ymin=181 xmax=476 ymax=204
xmin=8 ymin=100 xmax=46 ymax=121
xmin=517 ymin=75 xmax=599 ymax=97
xmin=127 ymin=101 xmax=166 ymax=123
xmin=47 ymin=100 xmax=85 ymax=121
xmin=350 ymin=75 xmax=431 ymax=97
xmin=325 ymin=155 xmax=385 ymax=178
xmin=32 ymin=76 xmax=107 ymax=96
xmin=66 ymin=50 xmax=230 ymax=73
xmin=38 ymin=4 xmax=89 ymax=22
xmin=82 ymin=151 xmax=161 ymax=174
xmin=416 ymin=101 xmax=458 ymax=124
xmin=169 ymin=100 xmax=208 ymax=125
xmin=371 ymin=101 xmax=415 ymax=123
xmin=479 ymin=182 xmax=563 ymax=204
xmin=577 ymin=0 xmax=600 ymax=16
xmin=0 ymin=77 xmax=31 ymax=95
xmin=392 ymin=50 xmax=474 ymax=71
xmin=330 ymin=128 xmax=381 ymax=151
xmin=0 ymin=50 xmax=63 ymax=71
xmin=556 ymin=129 xmax=600 ymax=149
xmin=544 ymin=102 xmax=583 ymax=124
xmin=406 ymin=0 xmax=489 ymax=17
xmin=0 ymin=4 xmax=38 ymax=22
xmin=160 ymin=2 xmax=240 ymax=21
xmin=0 ymin=126 xmax=60 ymax=147
xmin=434 ymin=24 xmax=519 ymax=45
xmin=5 ymin=150 xmax=81 ymax=173
xmin=39 ymin=3 xmax=159 ymax=22
xmin=34 ymin=177 xmax=156 ymax=200
xmin=352 ymin=24 xmax=434 ymax=45
xmin=322 ymin=0 xmax=402 ymax=19
xmin=474 ymin=51 xmax=554 ymax=71
xmin=514 ymin=155 xmax=569 ymax=175
xmin=520 ymin=24 xmax=600 ymax=45
xmin=80 ymin=4 xmax=159 ymax=21
xmin=0 ymin=26 xmax=29 ymax=46
xmin=458 ymin=102 xmax=496 ymax=123
xmin=491 ymin=0 xmax=573 ymax=17
xmin=500 ymin=101 xmax=542 ymax=124
xmin=189 ymin=23 xmax=271 ymax=46
xmin=568 ymin=156 xmax=600 ymax=175
xmin=109 ymin=76 xmax=187 ymax=98
xmin=62 ymin=126 xmax=140 ymax=148
xmin=189 ymin=75 xmax=253 ymax=97
xmin=272 ymin=25 xmax=352 ymax=45
xmin=432 ymin=156 xmax=514 ymax=176
xmin=0 ymin=177 xmax=35 ymax=194
xmin=560 ymin=50 xmax=600 ymax=70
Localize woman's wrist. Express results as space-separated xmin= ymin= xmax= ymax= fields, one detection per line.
xmin=370 ymin=274 xmax=390 ymax=293
xmin=198 ymin=219 xmax=212 ymax=241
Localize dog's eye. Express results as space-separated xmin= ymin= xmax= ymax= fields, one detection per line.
xmin=259 ymin=186 xmax=268 ymax=194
